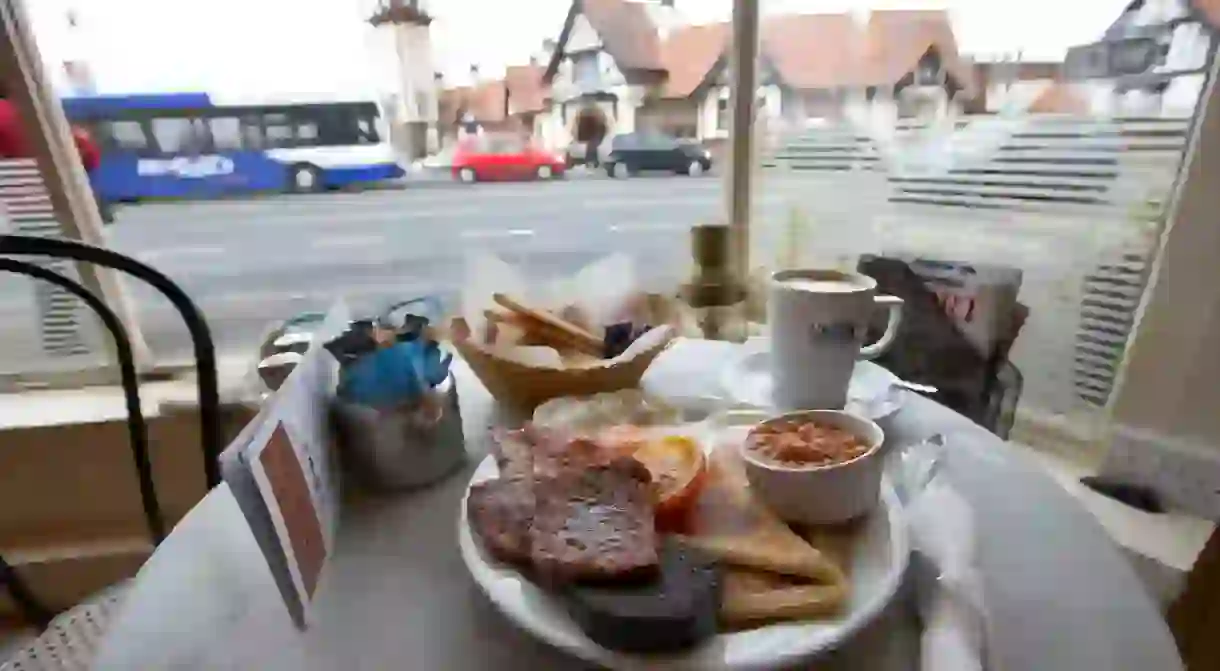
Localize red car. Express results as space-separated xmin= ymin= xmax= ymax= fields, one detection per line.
xmin=451 ymin=134 xmax=565 ymax=183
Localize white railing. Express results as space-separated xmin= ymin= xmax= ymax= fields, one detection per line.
xmin=757 ymin=115 xmax=1189 ymax=425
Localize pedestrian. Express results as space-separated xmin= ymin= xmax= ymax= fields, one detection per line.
xmin=0 ymin=87 xmax=112 ymax=223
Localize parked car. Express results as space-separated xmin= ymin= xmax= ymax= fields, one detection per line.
xmin=604 ymin=133 xmax=712 ymax=178
xmin=451 ymin=134 xmax=566 ymax=182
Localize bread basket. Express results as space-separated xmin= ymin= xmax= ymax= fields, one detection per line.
xmin=451 ymin=324 xmax=674 ymax=413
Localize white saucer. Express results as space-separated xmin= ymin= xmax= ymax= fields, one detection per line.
xmin=719 ymin=343 xmax=906 ymax=422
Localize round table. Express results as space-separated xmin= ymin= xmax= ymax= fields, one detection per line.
xmin=92 ymin=340 xmax=1182 ymax=671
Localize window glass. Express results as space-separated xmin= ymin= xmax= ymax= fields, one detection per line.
xmin=486 ymin=134 xmax=523 ymax=154
xmin=151 ymin=118 xmax=191 ymax=153
xmin=645 ymin=134 xmax=675 ymax=150
xmin=264 ymin=114 xmax=294 ymax=147
xmin=613 ymin=134 xmax=637 ymax=150
xmin=210 ymin=117 xmax=243 ymax=151
xmin=356 ymin=117 xmax=378 ymax=143
xmin=151 ymin=117 xmax=209 ymax=154
xmin=573 ymin=53 xmax=599 ymax=87
xmin=241 ymin=117 xmax=264 ymax=149
xmin=297 ymin=122 xmax=319 ymax=141
xmin=109 ymin=120 xmax=149 ymax=151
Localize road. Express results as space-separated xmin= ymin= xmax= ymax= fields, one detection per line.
xmin=0 ymin=176 xmax=791 ymax=370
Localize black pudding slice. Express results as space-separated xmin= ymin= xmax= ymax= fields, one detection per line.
xmin=562 ymin=538 xmax=722 ymax=653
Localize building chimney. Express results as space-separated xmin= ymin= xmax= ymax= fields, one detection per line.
xmin=469 ymin=64 xmax=480 ymax=82
xmin=529 ymin=55 xmax=538 ymax=66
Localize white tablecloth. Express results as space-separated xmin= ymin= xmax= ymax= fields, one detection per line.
xmin=93 ymin=341 xmax=1182 ymax=670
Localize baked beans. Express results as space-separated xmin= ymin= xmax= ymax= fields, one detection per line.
xmin=746 ymin=419 xmax=871 ymax=467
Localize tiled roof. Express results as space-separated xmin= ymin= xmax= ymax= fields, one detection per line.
xmin=505 ymin=64 xmax=548 ymax=114
xmin=439 ymin=80 xmax=508 ymax=125
xmin=580 ymin=0 xmax=664 ymax=71
xmin=549 ymin=4 xmax=974 ymax=99
xmin=660 ymin=22 xmax=730 ymax=98
xmin=762 ymin=13 xmax=863 ymax=90
xmin=438 ymin=86 xmax=470 ymax=126
xmin=367 ymin=0 xmax=433 ymax=26
xmin=656 ymin=10 xmax=975 ymax=99
xmin=861 ymin=10 xmax=974 ymax=93
xmin=1195 ymin=0 xmax=1220 ymax=28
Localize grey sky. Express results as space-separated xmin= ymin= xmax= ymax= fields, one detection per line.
xmin=28 ymin=0 xmax=1127 ymax=97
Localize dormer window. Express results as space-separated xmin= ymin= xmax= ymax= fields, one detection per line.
xmin=573 ymin=53 xmax=599 ymax=87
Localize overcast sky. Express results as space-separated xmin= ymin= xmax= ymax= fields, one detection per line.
xmin=27 ymin=0 xmax=1127 ymax=99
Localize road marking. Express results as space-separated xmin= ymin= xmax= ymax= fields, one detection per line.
xmin=461 ymin=228 xmax=535 ymax=241
xmin=135 ymin=246 xmax=224 ymax=262
xmin=607 ymin=222 xmax=690 ymax=233
xmin=309 ymin=234 xmax=386 ymax=249
xmin=193 ymin=283 xmax=440 ymax=309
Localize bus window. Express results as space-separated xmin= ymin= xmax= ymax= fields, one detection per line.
xmin=240 ymin=117 xmax=264 ymax=150
xmin=297 ymin=122 xmax=318 ymax=141
xmin=357 ymin=117 xmax=379 ymax=143
xmin=152 ymin=117 xmax=208 ymax=154
xmin=109 ymin=120 xmax=149 ymax=153
xmin=264 ymin=114 xmax=294 ymax=147
xmin=210 ymin=117 xmax=242 ymax=152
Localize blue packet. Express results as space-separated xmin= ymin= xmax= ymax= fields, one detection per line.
xmin=338 ymin=338 xmax=453 ymax=408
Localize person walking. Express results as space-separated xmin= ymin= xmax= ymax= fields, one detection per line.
xmin=0 ymin=92 xmax=111 ymax=222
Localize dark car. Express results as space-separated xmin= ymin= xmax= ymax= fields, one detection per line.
xmin=604 ymin=133 xmax=712 ymax=178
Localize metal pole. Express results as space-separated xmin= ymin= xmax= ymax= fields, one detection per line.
xmin=727 ymin=0 xmax=760 ymax=285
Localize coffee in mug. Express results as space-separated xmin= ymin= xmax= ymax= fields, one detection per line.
xmin=768 ymin=269 xmax=903 ymax=410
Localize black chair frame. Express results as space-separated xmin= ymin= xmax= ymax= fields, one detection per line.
xmin=0 ymin=234 xmax=221 ymax=629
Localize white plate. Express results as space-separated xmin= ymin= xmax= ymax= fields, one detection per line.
xmin=457 ymin=426 xmax=910 ymax=671
xmin=719 ymin=344 xmax=906 ymax=422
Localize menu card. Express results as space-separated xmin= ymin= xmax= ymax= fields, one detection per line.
xmin=219 ymin=301 xmax=349 ymax=629
xmin=901 ymin=258 xmax=1022 ymax=359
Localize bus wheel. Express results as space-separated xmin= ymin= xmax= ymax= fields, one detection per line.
xmin=288 ymin=163 xmax=322 ymax=193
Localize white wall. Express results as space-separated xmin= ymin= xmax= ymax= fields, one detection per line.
xmin=1161 ymin=21 xmax=1211 ymax=74
xmin=1084 ymin=80 xmax=1119 ymax=117
xmin=698 ymin=84 xmax=781 ymax=139
xmin=1128 ymin=0 xmax=1189 ymax=27
xmin=845 ymin=89 xmax=898 ymax=131
xmin=395 ymin=24 xmax=439 ymax=124
xmin=566 ymin=14 xmax=602 ymax=52
xmin=1163 ymin=73 xmax=1206 ymax=117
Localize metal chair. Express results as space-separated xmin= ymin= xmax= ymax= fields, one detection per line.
xmin=0 ymin=234 xmax=221 ymax=665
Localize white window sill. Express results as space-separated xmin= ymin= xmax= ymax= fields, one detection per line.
xmin=1016 ymin=441 xmax=1213 ymax=605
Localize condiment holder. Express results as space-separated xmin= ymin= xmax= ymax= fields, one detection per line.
xmin=332 ymin=372 xmax=466 ymax=490
xmin=326 ymin=297 xmax=467 ymax=491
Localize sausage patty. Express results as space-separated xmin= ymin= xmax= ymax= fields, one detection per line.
xmin=529 ymin=457 xmax=659 ymax=584
xmin=467 ymin=473 xmax=535 ymax=565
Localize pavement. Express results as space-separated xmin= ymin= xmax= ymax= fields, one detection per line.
xmin=0 ymin=175 xmax=787 ymax=370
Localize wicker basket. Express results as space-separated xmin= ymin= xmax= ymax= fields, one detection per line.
xmin=451 ymin=326 xmax=674 ymax=414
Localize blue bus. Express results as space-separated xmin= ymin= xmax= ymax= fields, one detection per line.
xmin=61 ymin=93 xmax=405 ymax=200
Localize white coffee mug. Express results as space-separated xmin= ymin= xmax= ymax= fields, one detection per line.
xmin=768 ymin=269 xmax=904 ymax=410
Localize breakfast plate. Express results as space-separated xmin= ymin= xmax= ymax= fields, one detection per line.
xmin=718 ymin=341 xmax=906 ymax=422
xmin=457 ymin=419 xmax=910 ymax=671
